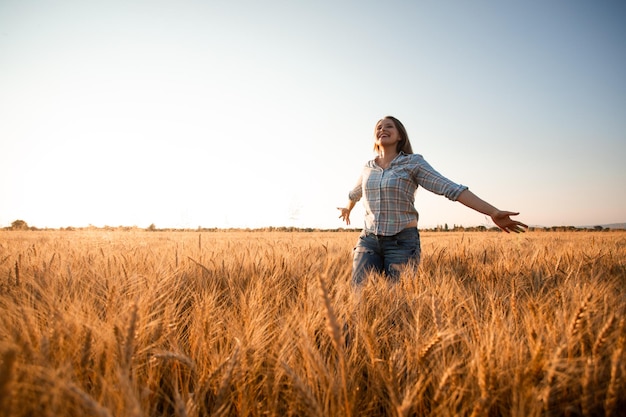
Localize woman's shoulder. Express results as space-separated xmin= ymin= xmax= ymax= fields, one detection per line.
xmin=398 ymin=152 xmax=426 ymax=164
xmin=401 ymin=152 xmax=424 ymax=158
xmin=365 ymin=159 xmax=376 ymax=168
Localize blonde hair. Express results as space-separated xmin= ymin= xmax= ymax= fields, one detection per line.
xmin=373 ymin=116 xmax=414 ymax=154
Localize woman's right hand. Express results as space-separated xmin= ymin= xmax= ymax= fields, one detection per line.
xmin=337 ymin=207 xmax=351 ymax=225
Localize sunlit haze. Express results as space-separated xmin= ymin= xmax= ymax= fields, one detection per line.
xmin=1 ymin=0 xmax=625 ymax=230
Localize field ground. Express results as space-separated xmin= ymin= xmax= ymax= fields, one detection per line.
xmin=1 ymin=230 xmax=625 ymax=416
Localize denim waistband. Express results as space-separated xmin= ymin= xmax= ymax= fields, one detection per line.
xmin=365 ymin=226 xmax=418 ymax=240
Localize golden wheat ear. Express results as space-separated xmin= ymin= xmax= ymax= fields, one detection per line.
xmin=317 ymin=273 xmax=344 ymax=354
xmin=317 ymin=272 xmax=352 ymax=417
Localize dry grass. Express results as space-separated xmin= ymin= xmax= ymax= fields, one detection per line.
xmin=1 ymin=229 xmax=625 ymax=416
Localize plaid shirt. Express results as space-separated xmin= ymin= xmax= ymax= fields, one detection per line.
xmin=349 ymin=152 xmax=468 ymax=236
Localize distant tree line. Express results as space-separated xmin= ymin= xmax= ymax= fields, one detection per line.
xmin=3 ymin=219 xmax=620 ymax=232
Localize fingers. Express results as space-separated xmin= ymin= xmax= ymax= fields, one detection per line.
xmin=494 ymin=216 xmax=527 ymax=233
xmin=503 ymin=222 xmax=528 ymax=233
xmin=508 ymin=218 xmax=528 ymax=232
xmin=493 ymin=211 xmax=527 ymax=233
xmin=337 ymin=207 xmax=350 ymax=225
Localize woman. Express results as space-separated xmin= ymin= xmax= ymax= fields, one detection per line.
xmin=338 ymin=116 xmax=527 ymax=285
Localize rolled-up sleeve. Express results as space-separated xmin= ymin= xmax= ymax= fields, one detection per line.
xmin=413 ymin=155 xmax=468 ymax=201
xmin=348 ymin=175 xmax=363 ymax=202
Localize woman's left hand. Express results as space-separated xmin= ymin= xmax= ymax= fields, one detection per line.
xmin=337 ymin=207 xmax=351 ymax=225
xmin=491 ymin=211 xmax=528 ymax=233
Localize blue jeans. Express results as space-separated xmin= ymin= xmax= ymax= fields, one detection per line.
xmin=351 ymin=227 xmax=421 ymax=286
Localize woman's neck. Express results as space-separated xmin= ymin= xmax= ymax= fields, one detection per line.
xmin=376 ymin=148 xmax=399 ymax=169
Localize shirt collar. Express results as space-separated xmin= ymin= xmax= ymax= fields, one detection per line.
xmin=368 ymin=151 xmax=407 ymax=169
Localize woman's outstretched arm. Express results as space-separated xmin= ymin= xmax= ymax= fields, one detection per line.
xmin=456 ymin=189 xmax=528 ymax=233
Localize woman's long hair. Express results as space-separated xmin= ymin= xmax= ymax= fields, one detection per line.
xmin=373 ymin=116 xmax=414 ymax=154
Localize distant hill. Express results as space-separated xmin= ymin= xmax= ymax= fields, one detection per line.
xmin=582 ymin=223 xmax=626 ymax=230
xmin=528 ymin=223 xmax=626 ymax=230
xmin=600 ymin=223 xmax=625 ymax=230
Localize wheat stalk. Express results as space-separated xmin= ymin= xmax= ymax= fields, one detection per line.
xmin=570 ymin=294 xmax=592 ymax=337
xmin=541 ymin=343 xmax=565 ymax=413
xmin=431 ymin=296 xmax=442 ymax=333
xmin=417 ymin=333 xmax=441 ymax=362
xmin=171 ymin=377 xmax=188 ymax=417
xmin=593 ymin=314 xmax=616 ymax=357
xmin=604 ymin=330 xmax=624 ymax=417
xmin=123 ymin=303 xmax=139 ymax=376
xmin=317 ymin=272 xmax=351 ymax=417
xmin=433 ymin=361 xmax=460 ymax=404
xmin=396 ymin=373 xmax=428 ymax=417
xmin=0 ymin=349 xmax=17 ymax=416
xmin=14 ymin=261 xmax=19 ymax=286
xmin=151 ymin=350 xmax=197 ymax=383
xmin=470 ymin=347 xmax=491 ymax=417
xmin=211 ymin=341 xmax=240 ymax=416
xmin=317 ymin=274 xmax=344 ymax=354
xmin=80 ymin=327 xmax=93 ymax=369
xmin=278 ymin=360 xmax=324 ymax=417
xmin=65 ymin=381 xmax=113 ymax=417
xmin=510 ymin=276 xmax=518 ymax=324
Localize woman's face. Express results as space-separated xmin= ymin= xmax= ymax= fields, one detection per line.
xmin=375 ymin=118 xmax=401 ymax=149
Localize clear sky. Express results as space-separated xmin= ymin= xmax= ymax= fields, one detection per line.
xmin=1 ymin=0 xmax=625 ymax=230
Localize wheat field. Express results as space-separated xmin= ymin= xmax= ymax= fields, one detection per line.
xmin=0 ymin=229 xmax=625 ymax=416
